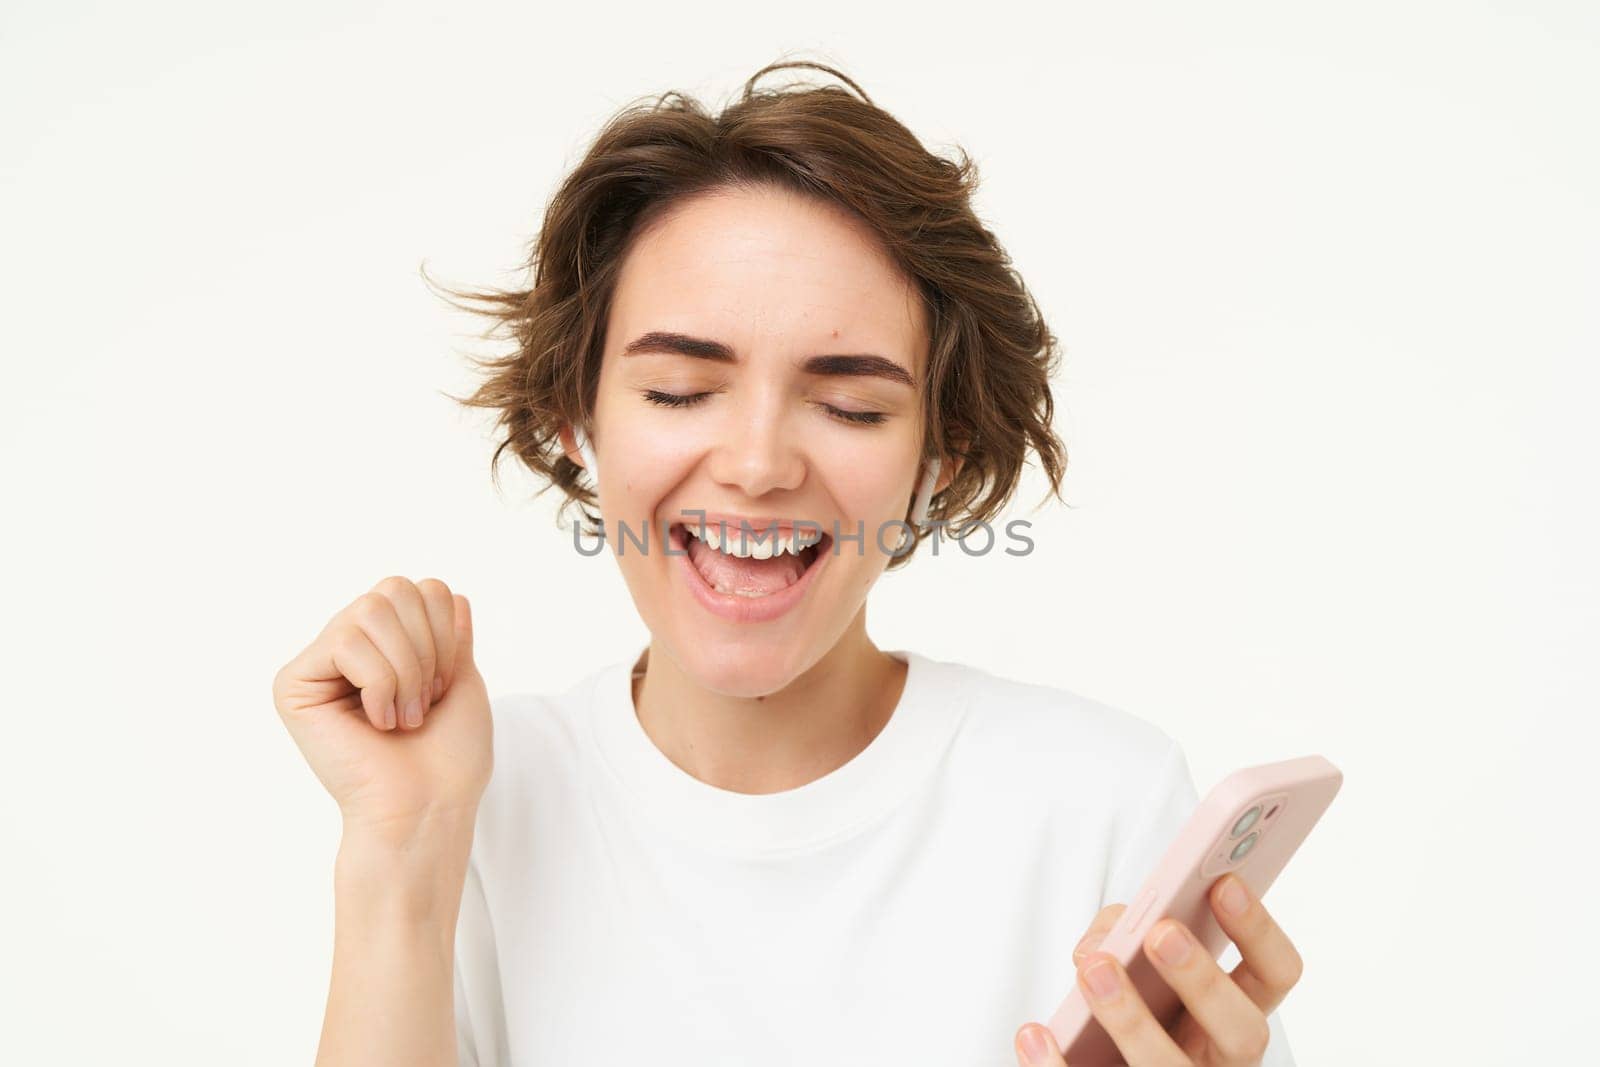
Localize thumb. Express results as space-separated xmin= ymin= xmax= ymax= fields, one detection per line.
xmin=452 ymin=594 xmax=476 ymax=674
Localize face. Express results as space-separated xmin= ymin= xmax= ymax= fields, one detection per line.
xmin=573 ymin=183 xmax=933 ymax=697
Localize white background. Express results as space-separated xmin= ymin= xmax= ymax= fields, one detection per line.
xmin=3 ymin=2 xmax=1594 ymax=1063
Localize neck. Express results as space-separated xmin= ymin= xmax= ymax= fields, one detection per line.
xmin=629 ymin=613 xmax=909 ymax=795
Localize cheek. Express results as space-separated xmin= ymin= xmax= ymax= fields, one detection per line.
xmin=818 ymin=441 xmax=919 ymax=516
xmin=604 ymin=424 xmax=695 ymax=502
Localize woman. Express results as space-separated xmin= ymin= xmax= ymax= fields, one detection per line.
xmin=273 ymin=61 xmax=1305 ymax=1066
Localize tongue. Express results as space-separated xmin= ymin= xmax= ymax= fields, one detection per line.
xmin=687 ymin=534 xmax=807 ymax=595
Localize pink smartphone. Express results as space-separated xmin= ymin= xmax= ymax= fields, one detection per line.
xmin=1047 ymin=754 xmax=1343 ymax=1065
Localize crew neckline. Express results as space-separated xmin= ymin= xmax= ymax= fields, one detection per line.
xmin=586 ymin=647 xmax=971 ymax=856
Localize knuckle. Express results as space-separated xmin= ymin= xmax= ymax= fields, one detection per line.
xmin=1227 ymin=1016 xmax=1270 ymax=1060
xmin=1188 ymin=954 xmax=1224 ymax=998
xmin=362 ymin=676 xmax=397 ymax=706
xmin=1228 ymin=890 xmax=1262 ymax=926
xmin=373 ymin=574 xmax=413 ymax=595
xmin=1250 ymin=1017 xmax=1272 ymax=1057
xmin=416 ymin=576 xmax=451 ymax=600
xmin=1101 ymin=999 xmax=1146 ymax=1037
xmin=1231 ymin=905 xmax=1269 ymax=946
xmin=1277 ymin=943 xmax=1305 ymax=989
xmin=329 ymin=625 xmax=364 ymax=662
xmin=350 ymin=591 xmax=390 ymax=626
xmin=1092 ymin=995 xmax=1129 ymax=1031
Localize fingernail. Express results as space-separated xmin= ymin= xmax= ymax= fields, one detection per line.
xmin=1083 ymin=959 xmax=1121 ymax=1003
xmin=1218 ymin=875 xmax=1250 ymax=917
xmin=1153 ymin=923 xmax=1193 ymax=966
xmin=433 ymin=675 xmax=444 ymax=700
xmin=404 ymin=697 xmax=422 ymax=728
xmin=1019 ymin=1025 xmax=1051 ymax=1065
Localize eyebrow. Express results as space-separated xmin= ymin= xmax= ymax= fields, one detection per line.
xmin=620 ymin=330 xmax=916 ymax=388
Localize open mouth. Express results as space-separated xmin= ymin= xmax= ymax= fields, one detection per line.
xmin=669 ymin=522 xmax=832 ymax=600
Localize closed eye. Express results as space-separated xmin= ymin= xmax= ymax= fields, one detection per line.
xmin=640 ymin=390 xmax=887 ymax=427
xmin=813 ymin=402 xmax=887 ymax=426
xmin=641 ymin=389 xmax=712 ymax=409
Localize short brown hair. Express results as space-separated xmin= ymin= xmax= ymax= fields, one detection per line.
xmin=430 ymin=59 xmax=1067 ymax=568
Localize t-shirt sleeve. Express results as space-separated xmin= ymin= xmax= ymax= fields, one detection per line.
xmin=1101 ymin=738 xmax=1200 ymax=908
xmin=1102 ymin=739 xmax=1297 ymax=1067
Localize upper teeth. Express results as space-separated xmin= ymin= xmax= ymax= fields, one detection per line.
xmin=686 ymin=524 xmax=822 ymax=559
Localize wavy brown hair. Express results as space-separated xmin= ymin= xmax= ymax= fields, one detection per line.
xmin=428 ymin=59 xmax=1067 ymax=568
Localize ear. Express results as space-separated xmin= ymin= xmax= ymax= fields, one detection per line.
xmin=931 ymin=434 xmax=967 ymax=496
xmin=558 ymin=423 xmax=586 ymax=470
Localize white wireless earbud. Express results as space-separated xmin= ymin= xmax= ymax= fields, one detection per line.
xmin=573 ymin=425 xmax=600 ymax=490
xmin=896 ymin=456 xmax=943 ymax=553
xmin=909 ymin=456 xmax=941 ymax=529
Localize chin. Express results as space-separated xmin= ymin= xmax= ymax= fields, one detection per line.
xmin=618 ymin=516 xmax=881 ymax=694
xmin=670 ymin=632 xmax=815 ymax=699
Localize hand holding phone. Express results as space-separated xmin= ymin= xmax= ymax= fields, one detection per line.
xmin=1037 ymin=755 xmax=1342 ymax=1066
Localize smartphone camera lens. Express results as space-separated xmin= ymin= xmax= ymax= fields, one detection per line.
xmin=1230 ymin=831 xmax=1259 ymax=862
xmin=1230 ymin=806 xmax=1262 ymax=838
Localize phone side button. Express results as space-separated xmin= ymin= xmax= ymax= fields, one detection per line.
xmin=1124 ymin=889 xmax=1158 ymax=933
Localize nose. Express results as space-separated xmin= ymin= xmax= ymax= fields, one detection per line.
xmin=704 ymin=393 xmax=807 ymax=500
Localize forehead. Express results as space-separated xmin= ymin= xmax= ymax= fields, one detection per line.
xmin=607 ymin=184 xmax=927 ymax=361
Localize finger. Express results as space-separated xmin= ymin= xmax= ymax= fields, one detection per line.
xmin=348 ymin=590 xmax=427 ymax=731
xmin=452 ymin=593 xmax=475 ymax=675
xmin=276 ymin=616 xmax=398 ymax=731
xmin=1073 ymin=902 xmax=1127 ymax=965
xmin=415 ymin=578 xmax=455 ymax=701
xmin=1209 ymin=875 xmax=1304 ymax=1013
xmin=1076 ymin=952 xmax=1189 ymax=1066
xmin=322 ymin=622 xmax=398 ymax=730
xmin=371 ymin=577 xmax=436 ymax=729
xmin=1142 ymin=918 xmax=1271 ymax=1065
xmin=1013 ymin=1022 xmax=1066 ymax=1066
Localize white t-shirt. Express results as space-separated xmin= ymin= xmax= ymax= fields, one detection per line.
xmin=453 ymin=648 xmax=1296 ymax=1065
